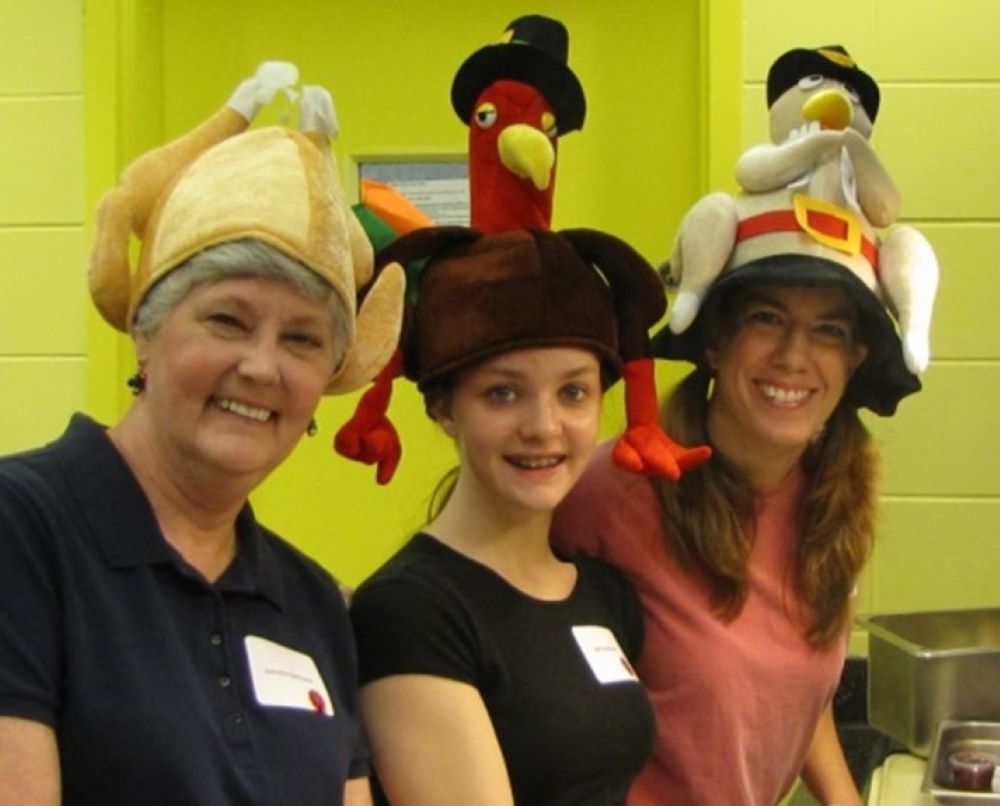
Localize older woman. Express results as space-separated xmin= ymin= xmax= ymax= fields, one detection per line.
xmin=0 ymin=69 xmax=402 ymax=806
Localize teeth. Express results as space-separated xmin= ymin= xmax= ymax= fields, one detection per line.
xmin=510 ymin=456 xmax=561 ymax=470
xmin=216 ymin=398 xmax=272 ymax=422
xmin=759 ymin=384 xmax=810 ymax=405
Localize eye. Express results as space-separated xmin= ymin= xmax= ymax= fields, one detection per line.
xmin=798 ymin=74 xmax=825 ymax=90
xmin=541 ymin=111 xmax=557 ymax=138
xmin=745 ymin=306 xmax=784 ymax=327
xmin=841 ymin=83 xmax=861 ymax=103
xmin=206 ymin=312 xmax=247 ymax=332
xmin=813 ymin=321 xmax=852 ymax=345
xmin=475 ymin=102 xmax=498 ymax=129
xmin=485 ymin=384 xmax=517 ymax=404
xmin=284 ymin=330 xmax=325 ymax=350
xmin=559 ymin=383 xmax=589 ymax=404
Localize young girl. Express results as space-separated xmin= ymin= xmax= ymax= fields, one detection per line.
xmin=349 ymin=227 xmax=663 ymax=805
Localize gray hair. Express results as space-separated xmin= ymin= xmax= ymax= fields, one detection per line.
xmin=133 ymin=239 xmax=353 ymax=372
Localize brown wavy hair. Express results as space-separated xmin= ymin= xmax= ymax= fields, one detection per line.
xmin=654 ymin=362 xmax=879 ymax=648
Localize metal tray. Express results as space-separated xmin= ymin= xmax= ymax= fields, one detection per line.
xmin=858 ymin=608 xmax=1000 ymax=756
xmin=923 ymin=721 xmax=1000 ymax=803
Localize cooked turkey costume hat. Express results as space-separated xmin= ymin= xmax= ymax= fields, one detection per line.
xmin=656 ymin=45 xmax=938 ymax=416
xmin=88 ymin=62 xmax=404 ymax=396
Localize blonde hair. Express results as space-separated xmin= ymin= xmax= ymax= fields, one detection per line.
xmin=655 ymin=365 xmax=878 ymax=647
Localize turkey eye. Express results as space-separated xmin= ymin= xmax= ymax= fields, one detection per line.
xmin=798 ymin=74 xmax=825 ymax=90
xmin=541 ymin=111 xmax=557 ymax=137
xmin=475 ymin=102 xmax=498 ymax=128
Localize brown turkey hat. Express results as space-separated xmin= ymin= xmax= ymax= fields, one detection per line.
xmin=375 ymin=226 xmax=666 ymax=391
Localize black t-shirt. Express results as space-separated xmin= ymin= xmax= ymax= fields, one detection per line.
xmin=0 ymin=415 xmax=368 ymax=805
xmin=351 ymin=533 xmax=654 ymax=805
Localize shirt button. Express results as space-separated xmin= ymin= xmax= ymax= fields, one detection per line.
xmin=232 ymin=713 xmax=244 ymax=725
xmin=210 ymin=633 xmax=223 ymax=646
xmin=219 ymin=675 xmax=232 ymax=688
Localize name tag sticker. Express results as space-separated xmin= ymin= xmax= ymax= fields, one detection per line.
xmin=244 ymin=635 xmax=334 ymax=717
xmin=571 ymin=625 xmax=639 ymax=684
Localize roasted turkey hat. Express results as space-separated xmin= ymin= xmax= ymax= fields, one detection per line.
xmin=767 ymin=45 xmax=880 ymax=122
xmin=375 ymin=227 xmax=667 ymax=391
xmin=88 ymin=106 xmax=404 ymax=395
xmin=651 ymin=253 xmax=921 ymax=416
xmin=451 ymin=14 xmax=586 ymax=133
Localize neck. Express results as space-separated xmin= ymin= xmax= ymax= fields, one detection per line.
xmin=108 ymin=407 xmax=247 ymax=581
xmin=707 ymin=412 xmax=802 ymax=493
xmin=427 ymin=477 xmax=574 ymax=600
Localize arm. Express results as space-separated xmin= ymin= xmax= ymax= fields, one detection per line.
xmin=343 ymin=777 xmax=374 ymax=806
xmin=841 ymin=128 xmax=901 ymax=226
xmin=0 ymin=717 xmax=60 ymax=806
xmin=360 ymin=675 xmax=514 ymax=806
xmin=799 ymin=704 xmax=861 ymax=806
xmin=735 ymin=129 xmax=845 ymax=192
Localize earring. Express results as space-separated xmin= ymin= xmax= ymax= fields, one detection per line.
xmin=306 ymin=418 xmax=318 ymax=437
xmin=126 ymin=369 xmax=147 ymax=396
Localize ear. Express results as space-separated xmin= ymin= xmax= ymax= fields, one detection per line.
xmin=425 ymin=391 xmax=457 ymax=436
xmin=850 ymin=341 xmax=870 ymax=373
xmin=133 ymin=330 xmax=151 ymax=366
xmin=436 ymin=400 xmax=458 ymax=437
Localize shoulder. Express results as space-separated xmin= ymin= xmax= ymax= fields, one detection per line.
xmin=553 ymin=441 xmax=662 ymax=560
xmin=568 ymin=441 xmax=660 ymax=517
xmin=574 ymin=554 xmax=638 ymax=610
xmin=246 ymin=522 xmax=355 ymax=621
xmin=255 ymin=523 xmax=336 ymax=583
xmin=351 ymin=536 xmax=464 ymax=620
xmin=0 ymin=415 xmax=107 ymax=508
xmin=350 ymin=537 xmax=482 ymax=684
xmin=0 ymin=421 xmax=86 ymax=554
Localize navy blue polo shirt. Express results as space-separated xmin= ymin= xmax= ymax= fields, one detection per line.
xmin=0 ymin=415 xmax=368 ymax=805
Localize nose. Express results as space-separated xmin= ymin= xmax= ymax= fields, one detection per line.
xmin=520 ymin=394 xmax=560 ymax=439
xmin=237 ymin=337 xmax=282 ymax=385
xmin=772 ymin=323 xmax=811 ymax=369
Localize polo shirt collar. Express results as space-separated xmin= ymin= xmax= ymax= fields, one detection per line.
xmin=57 ymin=414 xmax=285 ymax=609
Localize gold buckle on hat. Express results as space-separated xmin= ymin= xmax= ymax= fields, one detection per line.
xmin=792 ymin=194 xmax=862 ymax=256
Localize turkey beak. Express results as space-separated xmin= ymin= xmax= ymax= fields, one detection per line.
xmin=801 ymin=88 xmax=854 ymax=130
xmin=497 ymin=124 xmax=555 ymax=190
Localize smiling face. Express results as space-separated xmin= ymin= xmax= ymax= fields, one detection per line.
xmin=434 ymin=346 xmax=602 ymax=520
xmin=135 ymin=276 xmax=337 ymax=488
xmin=705 ymin=284 xmax=868 ymax=480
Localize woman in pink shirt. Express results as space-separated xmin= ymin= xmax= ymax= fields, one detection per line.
xmin=553 ymin=245 xmax=933 ymax=804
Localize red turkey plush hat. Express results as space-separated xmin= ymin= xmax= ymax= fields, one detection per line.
xmin=451 ymin=14 xmax=586 ymax=133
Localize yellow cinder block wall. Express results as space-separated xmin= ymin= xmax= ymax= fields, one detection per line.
xmin=0 ymin=1 xmax=86 ymax=452
xmin=741 ymin=0 xmax=1000 ymax=635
